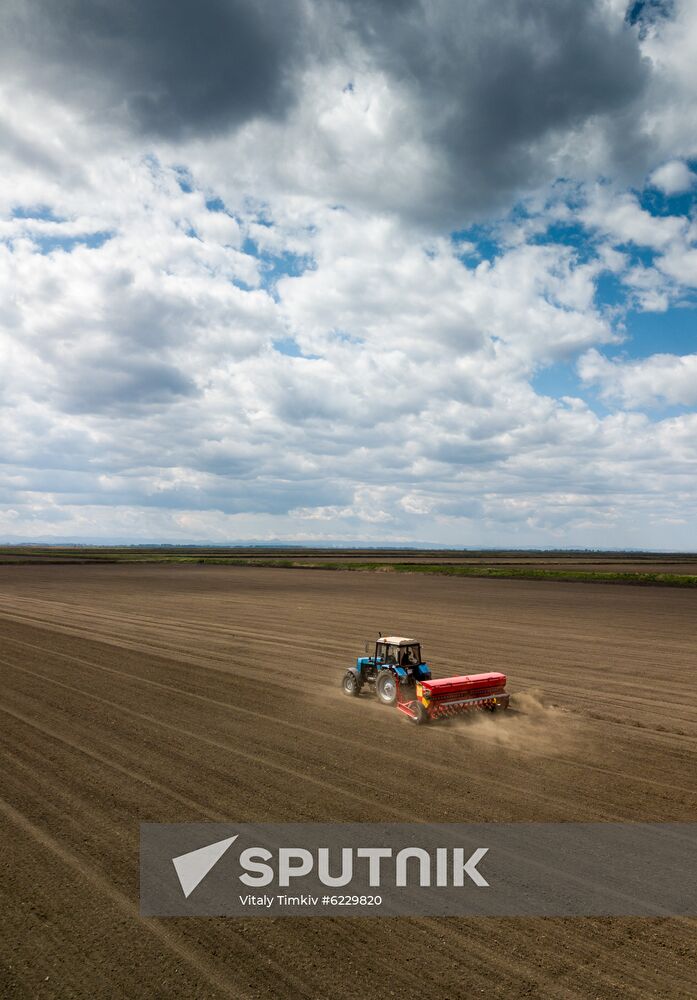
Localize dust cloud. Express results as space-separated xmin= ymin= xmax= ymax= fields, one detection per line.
xmin=452 ymin=688 xmax=581 ymax=754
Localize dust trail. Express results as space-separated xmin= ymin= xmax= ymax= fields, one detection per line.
xmin=449 ymin=689 xmax=580 ymax=754
xmin=320 ymin=683 xmax=580 ymax=756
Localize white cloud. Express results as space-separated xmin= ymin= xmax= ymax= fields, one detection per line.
xmin=655 ymin=245 xmax=697 ymax=287
xmin=650 ymin=159 xmax=695 ymax=194
xmin=278 ymin=211 xmax=616 ymax=369
xmin=580 ymin=187 xmax=687 ymax=250
xmin=579 ymin=348 xmax=697 ymax=408
xmin=1 ymin=133 xmax=696 ymax=547
xmin=0 ymin=3 xmax=696 ymax=548
xmin=640 ymin=0 xmax=697 ymax=166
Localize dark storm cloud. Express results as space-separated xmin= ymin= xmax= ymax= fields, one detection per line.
xmin=340 ymin=0 xmax=651 ymax=217
xmin=3 ymin=0 xmax=656 ymax=215
xmin=4 ymin=0 xmax=306 ymax=138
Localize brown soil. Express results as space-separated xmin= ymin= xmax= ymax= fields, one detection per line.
xmin=0 ymin=564 xmax=696 ymax=999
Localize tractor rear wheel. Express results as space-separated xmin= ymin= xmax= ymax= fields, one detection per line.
xmin=342 ymin=671 xmax=361 ymax=697
xmin=376 ymin=671 xmax=397 ymax=705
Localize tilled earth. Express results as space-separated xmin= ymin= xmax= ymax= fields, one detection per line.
xmin=0 ymin=564 xmax=696 ymax=999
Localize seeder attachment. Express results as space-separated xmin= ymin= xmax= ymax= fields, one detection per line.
xmin=396 ymin=672 xmax=509 ymax=724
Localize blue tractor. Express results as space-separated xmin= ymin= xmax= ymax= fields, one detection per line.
xmin=341 ymin=635 xmax=432 ymax=705
xmin=342 ymin=633 xmax=510 ymax=724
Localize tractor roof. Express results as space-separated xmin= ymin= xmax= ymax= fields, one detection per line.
xmin=378 ymin=636 xmax=418 ymax=646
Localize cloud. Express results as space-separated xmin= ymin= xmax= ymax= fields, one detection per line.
xmin=2 ymin=161 xmax=695 ymax=548
xmin=650 ymin=159 xmax=695 ymax=194
xmin=338 ymin=0 xmax=650 ymax=220
xmin=580 ymin=186 xmax=686 ymax=249
xmin=2 ymin=0 xmax=306 ymax=140
xmin=579 ymin=348 xmax=697 ymax=408
xmin=1 ymin=0 xmax=655 ymax=224
xmin=0 ymin=1 xmax=696 ymax=548
xmin=277 ymin=210 xmax=617 ymax=368
xmin=638 ymin=0 xmax=697 ymax=167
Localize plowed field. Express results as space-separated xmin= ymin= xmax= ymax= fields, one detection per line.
xmin=1 ymin=564 xmax=696 ymax=998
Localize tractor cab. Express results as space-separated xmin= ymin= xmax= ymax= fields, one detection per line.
xmin=374 ymin=636 xmax=431 ymax=681
xmin=376 ymin=638 xmax=423 ymax=671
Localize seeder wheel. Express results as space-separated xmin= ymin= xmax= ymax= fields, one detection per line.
xmin=412 ymin=702 xmax=429 ymax=725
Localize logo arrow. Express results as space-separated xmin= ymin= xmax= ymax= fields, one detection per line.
xmin=172 ymin=835 xmax=238 ymax=898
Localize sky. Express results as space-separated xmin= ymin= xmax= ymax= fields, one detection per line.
xmin=0 ymin=0 xmax=696 ymax=549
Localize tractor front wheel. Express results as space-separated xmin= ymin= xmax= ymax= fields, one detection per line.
xmin=376 ymin=671 xmax=397 ymax=705
xmin=342 ymin=671 xmax=361 ymax=697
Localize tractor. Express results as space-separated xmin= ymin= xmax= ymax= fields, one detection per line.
xmin=341 ymin=635 xmax=509 ymax=724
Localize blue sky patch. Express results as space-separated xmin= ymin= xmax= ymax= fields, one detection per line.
xmin=272 ymin=337 xmax=320 ymax=360
xmin=610 ymin=305 xmax=697 ymax=359
xmin=31 ymin=231 xmax=115 ymax=254
xmin=530 ymin=361 xmax=588 ymax=401
xmin=242 ymin=238 xmax=314 ymax=295
xmin=205 ymin=196 xmax=226 ymax=212
xmin=12 ymin=205 xmax=64 ymax=222
xmin=451 ymin=226 xmax=500 ymax=265
xmin=174 ymin=166 xmax=194 ymax=193
xmin=639 ymin=183 xmax=695 ymax=219
xmin=530 ymin=221 xmax=598 ymax=263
